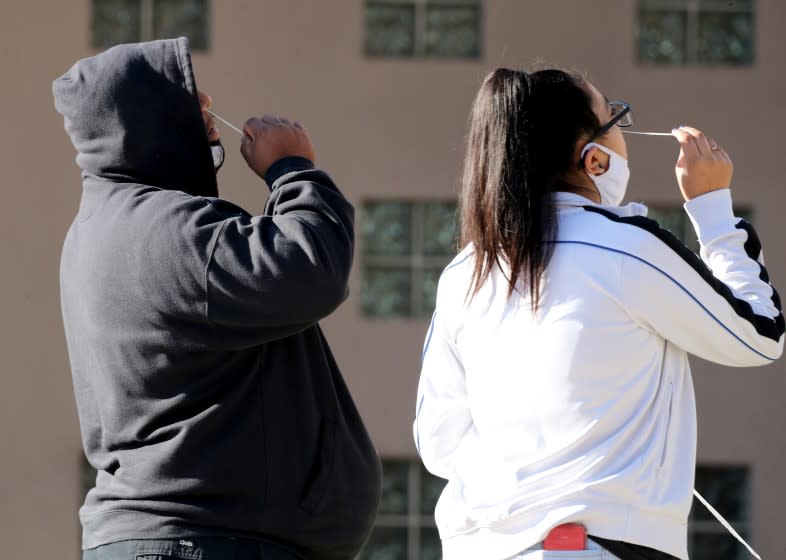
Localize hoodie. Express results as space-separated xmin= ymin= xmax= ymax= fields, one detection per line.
xmin=53 ymin=38 xmax=381 ymax=559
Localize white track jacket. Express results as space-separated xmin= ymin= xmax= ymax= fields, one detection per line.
xmin=414 ymin=190 xmax=784 ymax=560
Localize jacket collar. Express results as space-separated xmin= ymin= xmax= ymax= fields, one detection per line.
xmin=553 ymin=191 xmax=649 ymax=218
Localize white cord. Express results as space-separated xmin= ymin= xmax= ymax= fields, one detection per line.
xmin=206 ymin=109 xmax=244 ymax=136
xmin=693 ymin=489 xmax=762 ymax=559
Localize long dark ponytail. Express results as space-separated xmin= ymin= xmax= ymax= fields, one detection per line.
xmin=459 ymin=68 xmax=600 ymax=311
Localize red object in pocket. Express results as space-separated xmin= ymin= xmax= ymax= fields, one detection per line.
xmin=542 ymin=523 xmax=587 ymax=551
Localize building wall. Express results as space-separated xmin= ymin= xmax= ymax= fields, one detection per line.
xmin=0 ymin=1 xmax=783 ymax=558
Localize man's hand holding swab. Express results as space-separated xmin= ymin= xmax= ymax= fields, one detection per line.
xmin=240 ymin=114 xmax=315 ymax=181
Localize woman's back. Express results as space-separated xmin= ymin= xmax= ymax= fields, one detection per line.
xmin=414 ymin=67 xmax=783 ymax=560
xmin=418 ymin=194 xmax=696 ymax=559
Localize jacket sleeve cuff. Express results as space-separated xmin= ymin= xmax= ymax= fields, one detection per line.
xmin=683 ymin=188 xmax=736 ymax=245
xmin=264 ymin=156 xmax=316 ymax=188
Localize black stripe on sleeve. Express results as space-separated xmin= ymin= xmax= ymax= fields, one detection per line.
xmin=735 ymin=219 xmax=782 ymax=311
xmin=583 ymin=206 xmax=785 ymax=343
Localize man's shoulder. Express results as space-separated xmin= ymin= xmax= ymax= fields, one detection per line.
xmin=113 ymin=184 xmax=248 ymax=226
xmin=93 ymin=184 xmax=238 ymax=254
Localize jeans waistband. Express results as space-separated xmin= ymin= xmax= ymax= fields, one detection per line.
xmin=83 ymin=536 xmax=302 ymax=560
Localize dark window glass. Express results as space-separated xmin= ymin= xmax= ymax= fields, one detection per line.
xmin=92 ymin=0 xmax=141 ymax=47
xmin=92 ymin=0 xmax=209 ymax=50
xmin=647 ymin=205 xmax=698 ymax=252
xmin=697 ymin=11 xmax=754 ymax=64
xmin=361 ymin=266 xmax=412 ymax=318
xmin=361 ymin=200 xmax=457 ymax=318
xmin=688 ymin=465 xmax=751 ymax=560
xmin=638 ymin=9 xmax=687 ymax=63
xmin=379 ymin=460 xmax=411 ymax=515
xmin=421 ymin=267 xmax=443 ymax=318
xmin=365 ymin=2 xmax=416 ymax=57
xmin=700 ymin=0 xmax=753 ymax=9
xmin=646 ymin=205 xmax=752 ymax=254
xmin=358 ymin=460 xmax=442 ymax=560
xmin=153 ymin=0 xmax=209 ymax=50
xmin=691 ymin=466 xmax=750 ymax=522
xmin=422 ymin=201 xmax=458 ymax=256
xmin=365 ymin=1 xmax=481 ymax=59
xmin=637 ymin=0 xmax=754 ymax=65
xmin=424 ymin=4 xmax=481 ymax=58
xmin=362 ymin=202 xmax=414 ymax=256
xmin=419 ymin=463 xmax=447 ymax=514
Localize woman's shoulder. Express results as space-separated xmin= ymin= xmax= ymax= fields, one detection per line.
xmin=443 ymin=245 xmax=476 ymax=275
xmin=557 ymin=204 xmax=701 ymax=272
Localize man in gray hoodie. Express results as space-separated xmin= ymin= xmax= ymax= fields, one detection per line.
xmin=53 ymin=37 xmax=381 ymax=560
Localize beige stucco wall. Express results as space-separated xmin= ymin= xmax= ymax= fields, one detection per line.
xmin=1 ymin=1 xmax=784 ymax=558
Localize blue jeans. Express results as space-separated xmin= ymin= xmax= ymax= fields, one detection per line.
xmin=505 ymin=538 xmax=622 ymax=560
xmin=82 ymin=537 xmax=302 ymax=560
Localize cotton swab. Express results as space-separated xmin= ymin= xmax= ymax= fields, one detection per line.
xmin=207 ymin=109 xmax=244 ymax=136
xmin=623 ymin=131 xmax=675 ymax=136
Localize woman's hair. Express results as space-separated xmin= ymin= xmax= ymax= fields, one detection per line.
xmin=459 ymin=68 xmax=600 ymax=311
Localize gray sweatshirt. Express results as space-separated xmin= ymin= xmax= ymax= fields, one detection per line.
xmin=53 ymin=37 xmax=381 ymax=559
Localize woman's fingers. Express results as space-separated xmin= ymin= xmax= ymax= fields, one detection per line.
xmin=671 ymin=126 xmax=733 ymax=200
xmin=716 ymin=146 xmax=733 ymax=166
xmin=672 ymin=127 xmax=700 ymax=160
xmin=680 ymin=125 xmax=713 ymax=156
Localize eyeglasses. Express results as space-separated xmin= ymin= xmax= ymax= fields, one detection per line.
xmin=588 ymin=101 xmax=633 ymax=142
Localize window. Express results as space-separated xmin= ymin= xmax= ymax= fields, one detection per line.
xmin=358 ymin=459 xmax=447 ymax=560
xmin=365 ymin=0 xmax=482 ymax=59
xmin=689 ymin=465 xmax=751 ymax=560
xmin=637 ymin=0 xmax=754 ymax=65
xmin=647 ymin=204 xmax=752 ymax=253
xmin=360 ymin=200 xmax=458 ymax=318
xmin=91 ymin=0 xmax=209 ymax=50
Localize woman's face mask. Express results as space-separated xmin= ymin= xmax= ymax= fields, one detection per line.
xmin=580 ymin=142 xmax=630 ymax=206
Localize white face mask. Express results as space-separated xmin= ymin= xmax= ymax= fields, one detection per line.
xmin=580 ymin=142 xmax=630 ymax=206
xmin=210 ymin=140 xmax=225 ymax=172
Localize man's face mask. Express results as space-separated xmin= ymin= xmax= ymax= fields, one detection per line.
xmin=210 ymin=139 xmax=225 ymax=172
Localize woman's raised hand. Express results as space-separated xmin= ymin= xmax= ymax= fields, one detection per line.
xmin=672 ymin=126 xmax=733 ymax=201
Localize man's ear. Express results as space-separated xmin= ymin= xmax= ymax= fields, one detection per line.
xmin=582 ymin=146 xmax=609 ymax=176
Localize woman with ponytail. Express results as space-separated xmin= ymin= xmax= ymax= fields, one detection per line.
xmin=414 ymin=68 xmax=783 ymax=560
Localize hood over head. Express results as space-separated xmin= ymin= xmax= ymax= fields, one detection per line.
xmin=53 ymin=37 xmax=218 ymax=197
